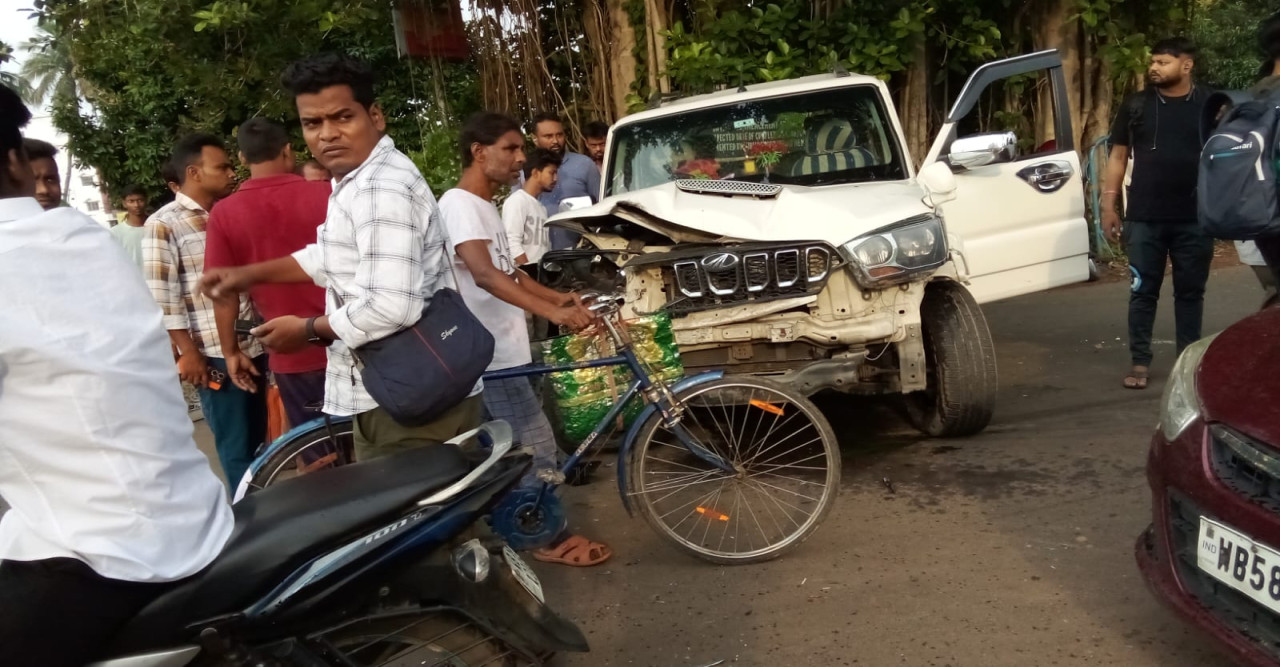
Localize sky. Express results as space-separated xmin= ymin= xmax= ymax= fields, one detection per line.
xmin=0 ymin=1 xmax=38 ymax=76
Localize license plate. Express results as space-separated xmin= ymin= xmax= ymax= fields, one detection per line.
xmin=503 ymin=546 xmax=544 ymax=604
xmin=1197 ymin=517 xmax=1280 ymax=614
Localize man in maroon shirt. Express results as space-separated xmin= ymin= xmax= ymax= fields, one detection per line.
xmin=206 ymin=117 xmax=330 ymax=428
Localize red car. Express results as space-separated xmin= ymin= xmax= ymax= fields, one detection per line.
xmin=1138 ymin=306 xmax=1280 ymax=665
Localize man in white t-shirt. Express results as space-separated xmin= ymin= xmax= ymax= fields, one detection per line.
xmin=503 ymin=148 xmax=560 ymax=269
xmin=439 ymin=111 xmax=612 ymax=568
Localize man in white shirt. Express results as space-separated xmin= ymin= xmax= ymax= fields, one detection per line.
xmin=0 ymin=84 xmax=233 ymax=665
xmin=503 ymin=147 xmax=560 ymax=269
xmin=439 ymin=111 xmax=612 ymax=567
xmin=200 ymin=53 xmax=483 ymax=460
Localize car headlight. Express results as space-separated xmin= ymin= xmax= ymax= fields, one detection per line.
xmin=1160 ymin=334 xmax=1217 ymax=440
xmin=839 ymin=214 xmax=948 ymax=288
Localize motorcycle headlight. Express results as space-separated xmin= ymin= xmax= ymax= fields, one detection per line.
xmin=839 ymin=214 xmax=948 ymax=288
xmin=1160 ymin=334 xmax=1217 ymax=440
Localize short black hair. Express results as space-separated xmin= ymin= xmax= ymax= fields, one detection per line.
xmin=237 ymin=118 xmax=289 ymax=165
xmin=583 ymin=121 xmax=609 ymax=140
xmin=23 ymin=138 xmax=56 ymax=161
xmin=459 ymin=112 xmax=523 ymax=167
xmin=1152 ymin=37 xmax=1197 ymax=58
xmin=160 ymin=158 xmax=180 ymax=186
xmin=122 ymin=184 xmax=147 ymax=199
xmin=281 ymin=53 xmax=376 ymax=109
xmin=0 ymin=84 xmax=31 ymax=175
xmin=523 ymin=148 xmax=563 ymax=178
xmin=170 ymin=133 xmax=226 ymax=186
xmin=529 ymin=111 xmax=562 ymax=135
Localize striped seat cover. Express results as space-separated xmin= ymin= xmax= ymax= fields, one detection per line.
xmin=782 ymin=118 xmax=877 ymax=177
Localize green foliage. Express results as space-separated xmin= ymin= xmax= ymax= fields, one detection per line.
xmin=405 ymin=126 xmax=464 ymax=196
xmin=35 ymin=0 xmax=477 ymax=200
xmin=1188 ymin=0 xmax=1276 ymax=90
xmin=660 ymin=1 xmax=1001 ymax=96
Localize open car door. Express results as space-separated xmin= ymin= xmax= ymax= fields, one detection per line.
xmin=920 ymin=50 xmax=1090 ymax=304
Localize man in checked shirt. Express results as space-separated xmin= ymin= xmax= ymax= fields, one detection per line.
xmin=201 ymin=54 xmax=483 ymax=459
xmin=143 ymin=133 xmax=267 ymax=490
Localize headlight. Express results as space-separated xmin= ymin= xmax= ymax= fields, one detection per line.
xmin=1160 ymin=334 xmax=1217 ymax=440
xmin=839 ymin=214 xmax=948 ymax=288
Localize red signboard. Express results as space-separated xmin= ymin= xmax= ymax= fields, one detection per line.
xmin=395 ymin=1 xmax=470 ymax=61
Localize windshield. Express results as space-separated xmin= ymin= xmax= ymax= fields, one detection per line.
xmin=605 ymin=84 xmax=906 ymax=197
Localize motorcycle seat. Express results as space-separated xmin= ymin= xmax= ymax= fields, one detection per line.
xmin=106 ymin=441 xmax=471 ymax=655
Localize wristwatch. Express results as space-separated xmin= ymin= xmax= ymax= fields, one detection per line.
xmin=305 ymin=317 xmax=330 ymax=346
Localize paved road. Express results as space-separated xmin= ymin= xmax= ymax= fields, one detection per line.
xmin=535 ymin=265 xmax=1263 ymax=667
xmin=33 ymin=263 xmax=1256 ymax=665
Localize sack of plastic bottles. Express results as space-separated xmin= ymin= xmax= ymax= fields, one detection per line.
xmin=536 ymin=313 xmax=684 ymax=444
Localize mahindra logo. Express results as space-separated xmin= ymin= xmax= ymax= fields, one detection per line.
xmin=701 ymin=252 xmax=740 ymax=272
xmin=440 ymin=325 xmax=458 ymax=340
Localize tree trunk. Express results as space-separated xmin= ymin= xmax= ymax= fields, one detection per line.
xmin=606 ymin=0 xmax=638 ymax=118
xmin=898 ymin=40 xmax=930 ymax=166
xmin=1030 ymin=0 xmax=1074 ymax=148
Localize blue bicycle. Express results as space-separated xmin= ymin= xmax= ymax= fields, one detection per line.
xmin=240 ymin=294 xmax=841 ymax=564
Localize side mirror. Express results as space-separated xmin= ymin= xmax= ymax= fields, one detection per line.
xmin=947 ymin=131 xmax=1018 ymax=170
xmin=918 ymin=161 xmax=957 ymax=206
xmin=559 ymin=196 xmax=594 ymax=213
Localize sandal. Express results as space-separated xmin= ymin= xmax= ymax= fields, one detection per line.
xmin=1123 ymin=366 xmax=1149 ymax=390
xmin=531 ymin=534 xmax=613 ymax=567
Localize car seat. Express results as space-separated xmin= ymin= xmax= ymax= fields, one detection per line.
xmin=781 ymin=118 xmax=877 ymax=177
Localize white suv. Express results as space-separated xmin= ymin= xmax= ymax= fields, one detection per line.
xmin=543 ymin=51 xmax=1090 ymax=437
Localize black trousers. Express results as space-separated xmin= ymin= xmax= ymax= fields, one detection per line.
xmin=1256 ymin=236 xmax=1280 ymax=292
xmin=0 ymin=558 xmax=171 ymax=666
xmin=1125 ymin=220 xmax=1214 ymax=366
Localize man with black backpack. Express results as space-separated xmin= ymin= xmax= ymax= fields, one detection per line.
xmin=1248 ymin=12 xmax=1280 ymax=283
xmin=1101 ymin=38 xmax=1212 ymax=390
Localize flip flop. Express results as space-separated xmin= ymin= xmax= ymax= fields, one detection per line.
xmin=1123 ymin=368 xmax=1149 ymax=390
xmin=531 ymin=534 xmax=613 ymax=567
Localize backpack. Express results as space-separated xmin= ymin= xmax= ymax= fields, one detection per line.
xmin=1197 ymin=89 xmax=1280 ymax=240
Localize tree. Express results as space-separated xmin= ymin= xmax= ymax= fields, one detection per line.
xmin=34 ymin=0 xmax=479 ymax=200
xmin=21 ymin=24 xmax=83 ymax=196
xmin=0 ymin=40 xmax=32 ymax=99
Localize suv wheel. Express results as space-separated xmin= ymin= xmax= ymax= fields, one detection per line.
xmin=905 ymin=281 xmax=997 ymax=437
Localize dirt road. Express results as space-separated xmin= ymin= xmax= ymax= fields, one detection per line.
xmin=532 ymin=265 xmax=1263 ymax=667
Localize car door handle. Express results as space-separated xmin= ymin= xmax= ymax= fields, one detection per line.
xmin=1016 ymin=161 xmax=1074 ymax=193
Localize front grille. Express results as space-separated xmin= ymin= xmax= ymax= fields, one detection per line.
xmin=675 ymin=178 xmax=783 ymax=198
xmin=1211 ymin=425 xmax=1280 ymax=513
xmin=652 ymin=243 xmax=836 ymax=315
xmin=1167 ymin=491 xmax=1280 ymax=659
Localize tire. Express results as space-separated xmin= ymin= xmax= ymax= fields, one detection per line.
xmin=905 ymin=281 xmax=997 ymax=438
xmin=320 ymin=610 xmax=520 ymax=666
xmin=241 ymin=420 xmax=355 ymax=497
xmin=627 ymin=377 xmax=840 ymax=565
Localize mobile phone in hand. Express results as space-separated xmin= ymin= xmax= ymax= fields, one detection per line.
xmin=234 ymin=319 xmax=261 ymax=336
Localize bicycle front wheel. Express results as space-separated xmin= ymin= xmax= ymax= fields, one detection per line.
xmin=627 ymin=377 xmax=840 ymax=565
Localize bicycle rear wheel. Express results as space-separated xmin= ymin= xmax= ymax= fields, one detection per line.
xmin=627 ymin=377 xmax=840 ymax=565
xmin=240 ymin=419 xmax=356 ymax=497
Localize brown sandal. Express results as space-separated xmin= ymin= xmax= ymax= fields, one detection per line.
xmin=531 ymin=534 xmax=613 ymax=567
xmin=1123 ymin=367 xmax=1149 ymax=390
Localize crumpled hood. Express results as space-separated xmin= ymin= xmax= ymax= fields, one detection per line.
xmin=550 ymin=180 xmax=933 ymax=246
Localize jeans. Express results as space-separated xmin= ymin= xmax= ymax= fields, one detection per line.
xmin=1125 ymin=220 xmax=1214 ymax=366
xmin=198 ymin=355 xmax=268 ymax=490
xmin=0 ymin=558 xmax=172 ymax=666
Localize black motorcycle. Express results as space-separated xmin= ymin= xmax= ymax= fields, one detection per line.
xmin=90 ymin=421 xmax=587 ymax=666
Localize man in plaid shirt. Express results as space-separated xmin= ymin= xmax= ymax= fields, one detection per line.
xmin=200 ymin=54 xmax=482 ymax=459
xmin=143 ymin=133 xmax=266 ymax=489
